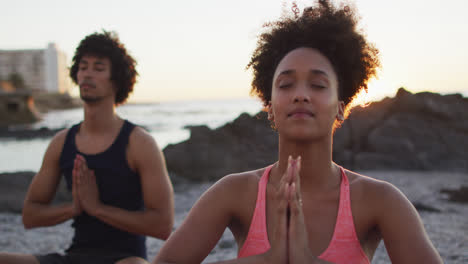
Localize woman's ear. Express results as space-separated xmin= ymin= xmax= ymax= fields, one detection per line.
xmin=266 ymin=102 xmax=277 ymax=130
xmin=336 ymin=101 xmax=345 ymax=121
xmin=267 ymin=102 xmax=274 ymax=121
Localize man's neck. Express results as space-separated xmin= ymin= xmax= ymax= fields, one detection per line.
xmin=81 ymin=100 xmax=120 ymax=135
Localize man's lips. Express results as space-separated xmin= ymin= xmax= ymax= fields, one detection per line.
xmin=80 ymin=84 xmax=95 ymax=89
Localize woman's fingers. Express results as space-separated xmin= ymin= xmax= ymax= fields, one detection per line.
xmin=293 ymin=156 xmax=302 ymax=203
xmin=289 ymin=182 xmax=303 ymax=217
xmin=277 ymin=183 xmax=288 ymax=236
xmin=270 ymin=164 xmax=289 ymax=263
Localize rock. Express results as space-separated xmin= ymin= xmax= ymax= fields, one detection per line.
xmin=0 ymin=92 xmax=41 ymax=126
xmin=164 ymin=112 xmax=278 ymax=181
xmin=412 ymin=202 xmax=441 ymax=213
xmin=0 ymin=171 xmax=71 ymax=213
xmin=33 ymin=92 xmax=82 ymax=113
xmin=440 ymin=186 xmax=468 ymax=204
xmin=1 ymin=170 xmax=467 ymax=263
xmin=335 ymin=88 xmax=468 ymax=171
xmin=164 ymin=89 xmax=468 ymax=181
xmin=0 ymin=127 xmax=62 ymax=140
xmin=353 ymin=152 xmax=421 ymax=170
xmin=0 ymin=92 xmax=81 ymax=127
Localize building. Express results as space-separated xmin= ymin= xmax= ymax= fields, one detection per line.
xmin=0 ymin=43 xmax=72 ymax=94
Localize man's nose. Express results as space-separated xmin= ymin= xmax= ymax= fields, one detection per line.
xmin=80 ymin=67 xmax=93 ymax=78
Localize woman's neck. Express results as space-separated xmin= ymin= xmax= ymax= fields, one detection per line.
xmin=272 ymin=135 xmax=340 ymax=192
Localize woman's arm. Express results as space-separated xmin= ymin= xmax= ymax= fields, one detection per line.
xmin=154 ymin=174 xmax=242 ymax=264
xmin=154 ymin=172 xmax=288 ymax=264
xmin=375 ymin=181 xmax=443 ymax=263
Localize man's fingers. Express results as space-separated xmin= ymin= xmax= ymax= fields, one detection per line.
xmin=75 ymin=164 xmax=81 ymax=186
xmin=78 ymin=157 xmax=90 ymax=185
xmin=76 ymin=154 xmax=84 ymax=161
xmin=72 ymin=170 xmax=78 ymax=199
xmin=79 ymin=155 xmax=89 ymax=170
xmin=90 ymin=170 xmax=96 ymax=185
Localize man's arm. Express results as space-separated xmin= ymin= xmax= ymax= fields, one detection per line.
xmin=80 ymin=127 xmax=174 ymax=240
xmin=22 ymin=129 xmax=79 ymax=228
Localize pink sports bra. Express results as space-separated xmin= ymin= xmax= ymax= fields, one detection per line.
xmin=238 ymin=165 xmax=370 ymax=264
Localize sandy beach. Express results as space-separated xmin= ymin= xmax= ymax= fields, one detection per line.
xmin=1 ymin=170 xmax=466 ymax=263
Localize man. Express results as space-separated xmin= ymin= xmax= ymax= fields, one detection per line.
xmin=0 ymin=31 xmax=174 ymax=264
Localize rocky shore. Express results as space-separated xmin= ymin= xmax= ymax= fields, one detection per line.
xmin=0 ymin=171 xmax=71 ymax=214
xmin=0 ymin=170 xmax=467 ymax=263
xmin=0 ymin=92 xmax=81 ymax=128
xmin=164 ymin=88 xmax=468 ymax=181
xmin=32 ymin=92 xmax=82 ymax=113
xmin=1 ymin=89 xmax=467 ymax=262
xmin=0 ymin=127 xmax=62 ymax=140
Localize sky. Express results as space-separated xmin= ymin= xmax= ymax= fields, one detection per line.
xmin=0 ymin=0 xmax=467 ymax=103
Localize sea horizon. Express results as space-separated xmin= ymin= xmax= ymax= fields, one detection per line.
xmin=0 ymin=97 xmax=263 ymax=173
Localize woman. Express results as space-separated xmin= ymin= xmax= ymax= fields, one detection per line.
xmin=154 ymin=1 xmax=443 ymax=263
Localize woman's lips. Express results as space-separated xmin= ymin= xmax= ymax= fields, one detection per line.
xmin=288 ymin=109 xmax=315 ymax=118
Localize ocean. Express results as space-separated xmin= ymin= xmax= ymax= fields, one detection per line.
xmin=0 ymin=97 xmax=263 ymax=260
xmin=0 ymin=98 xmax=263 ymax=173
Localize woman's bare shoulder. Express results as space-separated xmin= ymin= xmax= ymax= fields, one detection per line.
xmin=191 ymin=166 xmax=270 ymax=223
xmin=345 ymin=169 xmax=398 ymax=193
xmin=215 ymin=167 xmax=268 ymax=196
xmin=344 ymin=169 xmax=411 ymax=212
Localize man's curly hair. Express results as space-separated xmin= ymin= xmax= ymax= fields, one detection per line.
xmin=70 ymin=31 xmax=137 ymax=105
xmin=247 ymin=0 xmax=380 ymax=111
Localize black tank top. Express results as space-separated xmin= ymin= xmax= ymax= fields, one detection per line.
xmin=60 ymin=120 xmax=146 ymax=258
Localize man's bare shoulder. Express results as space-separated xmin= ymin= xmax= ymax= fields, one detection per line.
xmin=53 ymin=128 xmax=69 ymax=141
xmin=129 ymin=126 xmax=157 ymax=144
xmin=126 ymin=126 xmax=166 ymax=174
xmin=35 ymin=128 xmax=70 ymax=175
xmin=127 ymin=126 xmax=162 ymax=158
xmin=46 ymin=128 xmax=70 ymax=152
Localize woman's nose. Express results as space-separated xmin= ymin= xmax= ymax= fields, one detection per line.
xmin=293 ymin=84 xmax=310 ymax=103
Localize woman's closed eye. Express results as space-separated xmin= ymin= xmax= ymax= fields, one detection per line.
xmin=279 ymin=82 xmax=294 ymax=89
xmin=310 ymin=83 xmax=326 ymax=89
xmin=278 ymin=78 xmax=295 ymax=89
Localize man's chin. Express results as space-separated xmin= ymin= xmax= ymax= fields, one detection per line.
xmin=80 ymin=95 xmax=102 ymax=103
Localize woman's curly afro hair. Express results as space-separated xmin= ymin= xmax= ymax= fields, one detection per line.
xmin=247 ymin=0 xmax=380 ymax=109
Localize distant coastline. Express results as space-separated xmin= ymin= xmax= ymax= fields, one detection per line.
xmin=33 ymin=92 xmax=82 ymax=113
xmin=0 ymin=92 xmax=81 ymax=127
